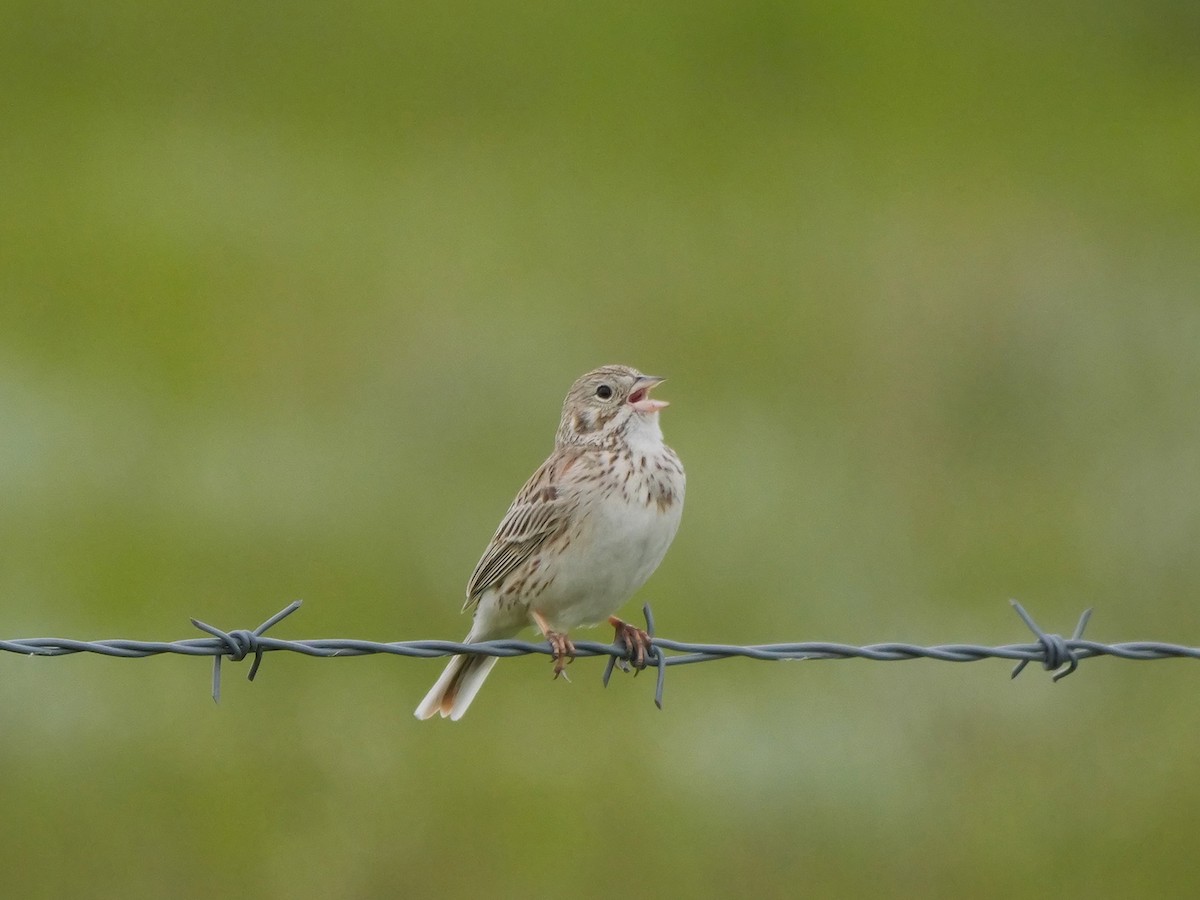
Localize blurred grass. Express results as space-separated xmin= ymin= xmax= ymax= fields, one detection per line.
xmin=2 ymin=1 xmax=1200 ymax=897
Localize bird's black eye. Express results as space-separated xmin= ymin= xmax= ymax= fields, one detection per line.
xmin=595 ymin=384 xmax=613 ymax=400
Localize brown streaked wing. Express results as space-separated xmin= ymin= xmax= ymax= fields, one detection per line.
xmin=463 ymin=455 xmax=576 ymax=608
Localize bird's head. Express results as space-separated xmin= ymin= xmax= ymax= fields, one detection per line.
xmin=556 ymin=365 xmax=668 ymax=448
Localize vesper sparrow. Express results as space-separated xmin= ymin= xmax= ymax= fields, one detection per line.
xmin=414 ymin=364 xmax=685 ymax=720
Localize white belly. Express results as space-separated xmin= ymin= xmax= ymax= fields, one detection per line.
xmin=540 ymin=484 xmax=684 ymax=630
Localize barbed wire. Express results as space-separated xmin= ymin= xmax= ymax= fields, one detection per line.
xmin=2 ymin=600 xmax=1197 ymax=708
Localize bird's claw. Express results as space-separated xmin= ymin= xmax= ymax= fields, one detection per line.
xmin=609 ymin=616 xmax=652 ymax=674
xmin=546 ymin=631 xmax=576 ymax=680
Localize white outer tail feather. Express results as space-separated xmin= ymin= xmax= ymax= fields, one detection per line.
xmin=413 ymin=642 xmax=500 ymax=721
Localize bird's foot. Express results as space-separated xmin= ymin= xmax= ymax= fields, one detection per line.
xmin=546 ymin=630 xmax=576 ymax=680
xmin=531 ymin=610 xmax=576 ymax=680
xmin=609 ymin=616 xmax=653 ymax=673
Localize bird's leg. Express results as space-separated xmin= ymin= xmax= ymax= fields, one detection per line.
xmin=531 ymin=609 xmax=576 ymax=679
xmin=608 ymin=616 xmax=652 ymax=673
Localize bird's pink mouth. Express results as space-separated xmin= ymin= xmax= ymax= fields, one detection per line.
xmin=629 ymin=385 xmax=668 ymax=414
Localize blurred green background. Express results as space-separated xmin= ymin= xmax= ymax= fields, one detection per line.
xmin=2 ymin=1 xmax=1199 ymax=896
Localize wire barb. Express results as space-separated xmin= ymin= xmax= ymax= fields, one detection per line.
xmin=189 ymin=600 xmax=304 ymax=703
xmin=1009 ymin=600 xmax=1093 ymax=682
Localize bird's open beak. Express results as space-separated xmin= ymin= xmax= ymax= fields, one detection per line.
xmin=628 ymin=375 xmax=668 ymax=414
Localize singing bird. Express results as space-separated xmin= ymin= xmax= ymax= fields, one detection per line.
xmin=415 ymin=365 xmax=685 ymax=720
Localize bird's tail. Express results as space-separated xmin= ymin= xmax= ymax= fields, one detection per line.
xmin=414 ymin=631 xmax=503 ymax=721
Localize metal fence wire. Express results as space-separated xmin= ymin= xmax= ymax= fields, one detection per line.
xmin=3 ymin=600 xmax=1198 ymax=708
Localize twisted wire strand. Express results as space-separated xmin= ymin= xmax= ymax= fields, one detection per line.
xmin=4 ymin=600 xmax=1198 ymax=707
